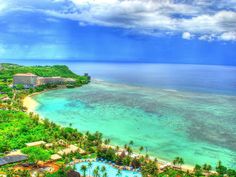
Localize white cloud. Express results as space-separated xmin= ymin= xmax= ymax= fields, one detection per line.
xmin=1 ymin=0 xmax=236 ymax=41
xmin=41 ymin=0 xmax=236 ymax=41
xmin=0 ymin=0 xmax=8 ymax=12
xmin=219 ymin=32 xmax=236 ymax=41
xmin=182 ymin=32 xmax=192 ymax=40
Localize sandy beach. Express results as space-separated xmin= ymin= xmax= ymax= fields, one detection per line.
xmin=23 ymin=94 xmax=39 ymax=113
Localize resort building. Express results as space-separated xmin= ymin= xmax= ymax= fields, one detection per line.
xmin=13 ymin=73 xmax=76 ymax=88
xmin=37 ymin=77 xmax=75 ymax=85
xmin=13 ymin=73 xmax=38 ymax=88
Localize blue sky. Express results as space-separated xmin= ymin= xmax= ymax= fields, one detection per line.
xmin=0 ymin=0 xmax=236 ymax=65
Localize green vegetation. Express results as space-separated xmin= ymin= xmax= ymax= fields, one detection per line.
xmin=22 ymin=147 xmax=50 ymax=164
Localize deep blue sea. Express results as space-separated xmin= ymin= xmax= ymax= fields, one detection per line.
xmin=4 ymin=60 xmax=236 ymax=95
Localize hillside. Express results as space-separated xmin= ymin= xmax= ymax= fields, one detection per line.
xmin=0 ymin=63 xmax=79 ymax=79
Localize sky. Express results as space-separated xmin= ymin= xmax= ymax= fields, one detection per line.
xmin=0 ymin=0 xmax=236 ymax=65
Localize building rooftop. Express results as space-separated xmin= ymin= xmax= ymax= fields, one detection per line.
xmin=14 ymin=73 xmax=37 ymax=77
xmin=0 ymin=155 xmax=28 ymax=166
xmin=25 ymin=141 xmax=46 ymax=147
xmin=50 ymin=154 xmax=62 ymax=161
xmin=58 ymin=145 xmax=78 ymax=155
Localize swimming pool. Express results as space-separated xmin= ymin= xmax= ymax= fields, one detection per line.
xmin=75 ymin=161 xmax=141 ymax=177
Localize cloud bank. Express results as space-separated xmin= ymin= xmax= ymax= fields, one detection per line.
xmin=2 ymin=0 xmax=236 ymax=41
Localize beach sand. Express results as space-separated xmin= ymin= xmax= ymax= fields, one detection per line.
xmin=23 ymin=94 xmax=39 ymax=113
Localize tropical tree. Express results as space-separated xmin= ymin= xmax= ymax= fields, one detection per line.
xmin=173 ymin=157 xmax=184 ymax=169
xmin=115 ymin=146 xmax=119 ymax=151
xmin=139 ymin=146 xmax=144 ymax=153
xmin=194 ymin=164 xmax=203 ymax=177
xmin=216 ymin=161 xmax=227 ymax=176
xmin=102 ymin=172 xmax=108 ymax=177
xmin=88 ymin=162 xmax=92 ymax=177
xmin=104 ymin=138 xmax=110 ymax=145
xmin=202 ymin=163 xmax=212 ymax=174
xmin=129 ymin=140 xmax=134 ymax=146
xmin=93 ymin=168 xmax=99 ymax=177
xmin=116 ymin=169 xmax=122 ymax=176
xmin=80 ymin=165 xmax=87 ymax=177
xmin=141 ymin=161 xmax=158 ymax=177
xmin=101 ymin=166 xmax=106 ymax=173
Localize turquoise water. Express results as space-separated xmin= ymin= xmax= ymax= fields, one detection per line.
xmin=34 ymin=80 xmax=236 ymax=168
xmin=75 ymin=161 xmax=141 ymax=177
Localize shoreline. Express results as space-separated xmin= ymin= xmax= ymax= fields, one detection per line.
xmin=23 ymin=93 xmax=40 ymax=113
xmin=22 ymin=88 xmax=195 ymax=173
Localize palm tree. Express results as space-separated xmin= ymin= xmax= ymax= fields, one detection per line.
xmin=179 ymin=157 xmax=184 ymax=169
xmin=93 ymin=168 xmax=99 ymax=177
xmin=129 ymin=140 xmax=134 ymax=146
xmin=203 ymin=163 xmax=212 ymax=175
xmin=116 ymin=146 xmax=119 ymax=151
xmin=139 ymin=146 xmax=144 ymax=153
xmin=116 ymin=169 xmax=122 ymax=176
xmin=102 ymin=172 xmax=108 ymax=177
xmin=127 ymin=146 xmax=133 ymax=155
xmin=101 ymin=166 xmax=106 ymax=173
xmin=80 ymin=165 xmax=87 ymax=177
xmin=173 ymin=157 xmax=184 ymax=169
xmin=104 ymin=138 xmax=110 ymax=145
xmin=88 ymin=162 xmax=92 ymax=177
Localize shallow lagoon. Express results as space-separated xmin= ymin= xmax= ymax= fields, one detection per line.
xmin=34 ymin=80 xmax=236 ymax=168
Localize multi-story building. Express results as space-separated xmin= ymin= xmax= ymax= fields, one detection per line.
xmin=13 ymin=73 xmax=38 ymax=88
xmin=13 ymin=73 xmax=76 ymax=88
xmin=37 ymin=77 xmax=75 ymax=85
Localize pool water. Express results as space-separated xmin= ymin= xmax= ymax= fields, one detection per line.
xmin=75 ymin=161 xmax=141 ymax=177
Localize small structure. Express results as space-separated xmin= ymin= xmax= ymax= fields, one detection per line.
xmin=13 ymin=73 xmax=38 ymax=88
xmin=0 ymin=155 xmax=28 ymax=166
xmin=58 ymin=145 xmax=78 ymax=155
xmin=50 ymin=154 xmax=62 ymax=161
xmin=45 ymin=143 xmax=53 ymax=148
xmin=6 ymin=150 xmax=24 ymax=156
xmin=26 ymin=141 xmax=46 ymax=147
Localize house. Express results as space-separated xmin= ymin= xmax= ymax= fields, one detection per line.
xmin=58 ymin=145 xmax=79 ymax=155
xmin=45 ymin=143 xmax=53 ymax=148
xmin=0 ymin=155 xmax=28 ymax=166
xmin=50 ymin=154 xmax=62 ymax=161
xmin=25 ymin=141 xmax=46 ymax=147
